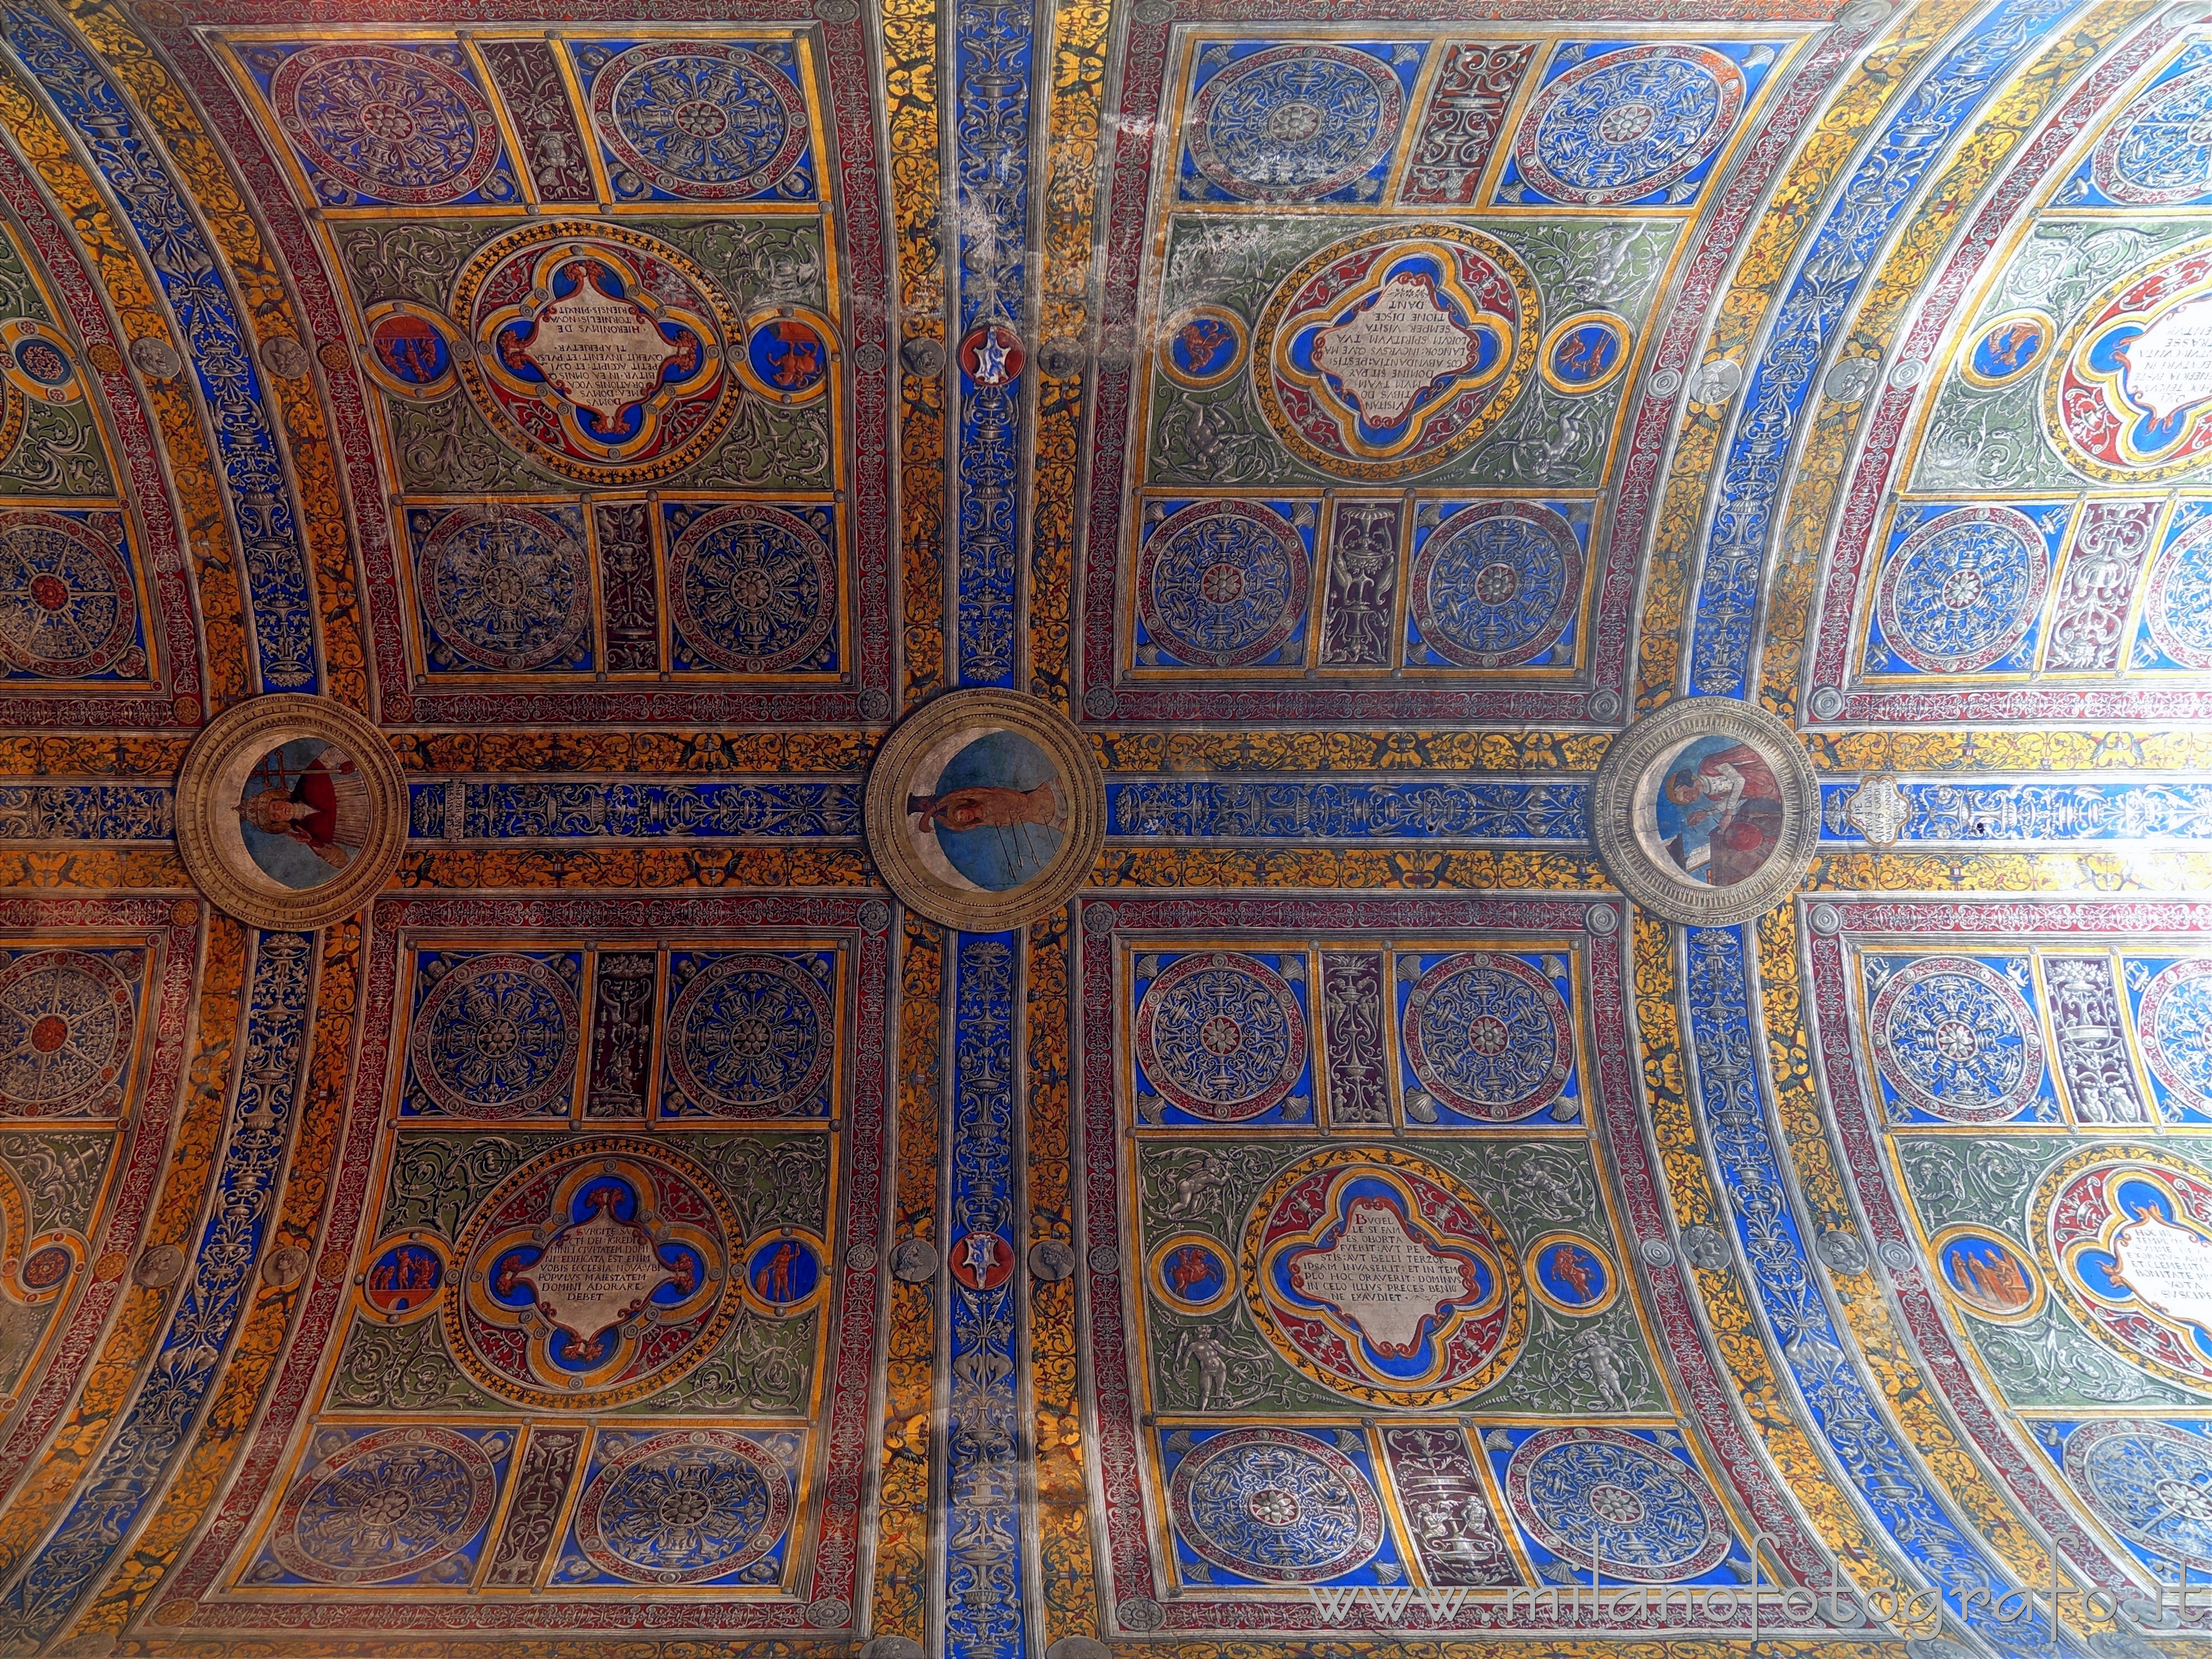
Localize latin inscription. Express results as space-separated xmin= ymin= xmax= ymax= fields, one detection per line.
xmin=522 ymin=265 xmax=680 ymax=424
xmin=2118 ymin=293 xmax=2212 ymax=422
xmin=1292 ymin=1198 xmax=1478 ymax=1352
xmin=519 ymin=1204 xmax=676 ymax=1344
xmin=1314 ymin=275 xmax=1479 ymax=427
xmin=2111 ymin=1209 xmax=2212 ymax=1335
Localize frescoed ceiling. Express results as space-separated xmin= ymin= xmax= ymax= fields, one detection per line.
xmin=7 ymin=0 xmax=2212 ymax=1654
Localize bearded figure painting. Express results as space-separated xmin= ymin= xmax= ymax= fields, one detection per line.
xmin=237 ymin=738 xmax=373 ymax=890
xmin=1648 ymin=735 xmax=1784 ymax=889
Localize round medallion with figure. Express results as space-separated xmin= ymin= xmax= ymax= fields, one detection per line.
xmin=452 ymin=222 xmax=739 ymax=486
xmin=2036 ymin=1144 xmax=2212 ymax=1394
xmin=1590 ymin=698 xmax=1819 ymax=926
xmin=1242 ymin=1145 xmax=1524 ymax=1407
xmin=1253 ymin=225 xmax=1538 ymax=482
xmin=446 ymin=1136 xmax=744 ymax=1411
xmin=863 ymin=688 xmax=1106 ymax=931
xmin=175 ymin=696 xmax=408 ymax=931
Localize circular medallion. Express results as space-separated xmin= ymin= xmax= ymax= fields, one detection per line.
xmin=1527 ymin=1232 xmax=1617 ymax=1316
xmin=1147 ymin=1232 xmax=1237 ymax=1315
xmin=737 ymin=309 xmax=835 ymax=403
xmin=1167 ymin=1427 xmax=1384 ymax=1582
xmin=1875 ymin=505 xmax=2048 ymax=674
xmin=416 ymin=505 xmax=591 ymax=672
xmin=175 ymin=696 xmax=408 ymax=931
xmin=1185 ymin=44 xmax=1404 ymax=203
xmin=2065 ymin=1420 xmax=2212 ymax=1567
xmin=2093 ymin=63 xmax=2212 ymax=205
xmin=1590 ymin=698 xmax=1820 ymax=926
xmin=949 ymin=1230 xmax=1014 ymax=1292
xmin=666 ymin=502 xmax=837 ymax=674
xmin=1402 ymin=952 xmax=1571 ymax=1121
xmin=576 ymin=1430 xmax=792 ymax=1583
xmin=0 ymin=321 xmax=81 ymax=406
xmin=1958 ymin=309 xmax=2052 ymax=389
xmin=1869 ymin=956 xmax=2044 ymax=1122
xmin=409 ymin=953 xmax=581 ymax=1119
xmin=959 ymin=324 xmax=1023 ymax=387
xmin=2048 ymin=234 xmax=2212 ymax=482
xmin=2146 ymin=518 xmax=2212 ymax=669
xmin=361 ymin=1237 xmax=446 ymax=1319
xmin=1540 ymin=312 xmax=1631 ymax=395
xmin=270 ymin=45 xmax=502 ymax=206
xmin=1135 ymin=952 xmax=1307 ymax=1121
xmin=452 ymin=221 xmax=738 ymax=487
xmin=1135 ymin=500 xmax=1309 ymax=669
xmin=863 ymin=688 xmax=1107 ymax=931
xmin=1514 ymin=45 xmax=1745 ymax=206
xmin=361 ymin=302 xmax=458 ymax=401
xmin=589 ymin=43 xmax=808 ymax=202
xmin=1242 ymin=1146 xmax=1524 ymax=1407
xmin=0 ymin=511 xmax=139 ymax=679
xmin=17 ymin=1239 xmax=72 ymax=1296
xmin=1929 ymin=1225 xmax=2042 ymax=1323
xmin=2037 ymin=1145 xmax=2212 ymax=1392
xmin=447 ymin=1136 xmax=743 ymax=1411
xmin=1254 ymin=225 xmax=1539 ymax=482
xmin=665 ymin=953 xmax=834 ymax=1117
xmin=1409 ymin=501 xmax=1582 ymax=669
xmin=1504 ymin=1426 xmax=1731 ymax=1582
xmin=1157 ymin=306 xmax=1246 ymax=389
xmin=741 ymin=1232 xmax=825 ymax=1313
xmin=0 ymin=950 xmax=133 ymax=1115
xmin=2135 ymin=958 xmax=2212 ymax=1108
xmin=272 ymin=1426 xmax=497 ymax=1584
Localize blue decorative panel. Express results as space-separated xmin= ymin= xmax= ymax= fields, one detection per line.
xmin=4 ymin=3 xmax=319 ymax=692
xmin=2062 ymin=42 xmax=2212 ymax=208
xmin=1859 ymin=951 xmax=2057 ymax=1127
xmin=2121 ymin=952 xmax=2212 ymax=1124
xmin=1107 ymin=778 xmax=1587 ymax=841
xmin=408 ymin=778 xmax=863 ymax=841
xmin=2132 ymin=500 xmax=2212 ymax=673
xmin=400 ymin=948 xmax=585 ymax=1120
xmin=659 ymin=946 xmax=840 ymax=1119
xmin=0 ymin=930 xmax=311 ymax=1645
xmin=545 ymin=1426 xmax=804 ymax=1587
xmin=1405 ymin=498 xmax=1589 ymax=671
xmin=661 ymin=499 xmax=842 ymax=677
xmin=1130 ymin=946 xmax=1315 ymax=1128
xmin=1820 ymin=779 xmax=2212 ymax=844
xmin=1494 ymin=40 xmax=1779 ymax=210
xmin=0 ymin=509 xmax=150 ymax=683
xmin=1394 ymin=948 xmax=1579 ymax=1126
xmin=234 ymin=40 xmax=521 ymax=208
xmin=0 ymin=785 xmax=171 ymax=841
xmin=406 ymin=503 xmax=596 ymax=677
xmin=2037 ymin=1418 xmax=2212 ymax=1585
xmin=943 ymin=932 xmax=1021 ymax=1658
xmin=1161 ymin=1423 xmax=1400 ymax=1588
xmin=1131 ymin=498 xmax=1316 ymax=672
xmin=237 ymin=1422 xmax=515 ymax=1588
xmin=1175 ymin=41 xmax=1424 ymax=207
xmin=566 ymin=38 xmax=821 ymax=205
xmin=1685 ymin=0 xmax=2077 ymax=698
xmin=1484 ymin=1423 xmax=1741 ymax=1584
xmin=1859 ymin=500 xmax=2068 ymax=680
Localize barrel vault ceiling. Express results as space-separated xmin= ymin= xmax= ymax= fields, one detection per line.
xmin=5 ymin=0 xmax=2212 ymax=1655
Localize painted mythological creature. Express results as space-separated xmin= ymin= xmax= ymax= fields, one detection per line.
xmin=1167 ymin=1245 xmax=1218 ymax=1297
xmin=1547 ymin=1243 xmax=1596 ymax=1303
xmin=1178 ymin=315 xmax=1234 ymax=375
xmin=754 ymin=1239 xmax=802 ymax=1302
xmin=764 ymin=320 xmax=823 ymax=390
xmin=1984 ymin=320 xmax=2042 ymax=371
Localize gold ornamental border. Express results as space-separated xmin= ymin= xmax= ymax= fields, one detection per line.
xmin=1590 ymin=696 xmax=1818 ymax=926
xmin=863 ymin=688 xmax=1105 ymax=930
xmin=174 ymin=694 xmax=405 ymax=930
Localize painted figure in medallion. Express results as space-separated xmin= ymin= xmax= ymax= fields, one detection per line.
xmin=904 ymin=730 xmax=1067 ymax=893
xmin=238 ymin=739 xmax=372 ymax=890
xmin=1650 ymin=736 xmax=1783 ymax=888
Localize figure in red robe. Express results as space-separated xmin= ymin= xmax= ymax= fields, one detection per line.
xmin=1661 ymin=742 xmax=1783 ymax=888
xmin=239 ymin=748 xmax=369 ymax=870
